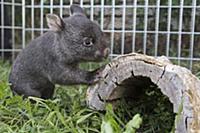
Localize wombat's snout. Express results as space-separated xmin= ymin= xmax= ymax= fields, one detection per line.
xmin=95 ymin=47 xmax=110 ymax=59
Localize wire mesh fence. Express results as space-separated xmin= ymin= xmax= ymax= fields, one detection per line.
xmin=1 ymin=0 xmax=200 ymax=72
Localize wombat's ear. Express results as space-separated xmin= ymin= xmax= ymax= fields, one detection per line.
xmin=70 ymin=4 xmax=85 ymax=16
xmin=46 ymin=14 xmax=64 ymax=31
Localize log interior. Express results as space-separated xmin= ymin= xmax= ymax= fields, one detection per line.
xmin=108 ymin=76 xmax=153 ymax=100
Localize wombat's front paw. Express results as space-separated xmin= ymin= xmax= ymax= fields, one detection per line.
xmin=92 ymin=72 xmax=102 ymax=83
xmin=87 ymin=66 xmax=105 ymax=85
xmin=87 ymin=73 xmax=100 ymax=85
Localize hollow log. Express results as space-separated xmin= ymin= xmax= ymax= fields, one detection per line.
xmin=86 ymin=53 xmax=200 ymax=133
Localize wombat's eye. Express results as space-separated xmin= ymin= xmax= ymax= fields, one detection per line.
xmin=83 ymin=37 xmax=93 ymax=47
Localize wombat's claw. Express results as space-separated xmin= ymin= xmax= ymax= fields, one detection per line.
xmin=93 ymin=74 xmax=102 ymax=83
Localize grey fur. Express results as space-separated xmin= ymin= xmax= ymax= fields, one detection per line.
xmin=9 ymin=5 xmax=109 ymax=99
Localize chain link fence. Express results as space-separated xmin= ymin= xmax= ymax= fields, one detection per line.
xmin=1 ymin=0 xmax=200 ymax=72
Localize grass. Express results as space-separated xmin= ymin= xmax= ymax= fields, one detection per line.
xmin=0 ymin=61 xmax=176 ymax=133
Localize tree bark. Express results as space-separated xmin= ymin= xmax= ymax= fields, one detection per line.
xmin=86 ymin=53 xmax=200 ymax=133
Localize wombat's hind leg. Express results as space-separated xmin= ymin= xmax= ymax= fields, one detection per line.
xmin=41 ymin=86 xmax=55 ymax=99
xmin=11 ymin=85 xmax=42 ymax=98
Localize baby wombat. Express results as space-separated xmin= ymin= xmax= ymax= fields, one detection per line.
xmin=9 ymin=5 xmax=109 ymax=99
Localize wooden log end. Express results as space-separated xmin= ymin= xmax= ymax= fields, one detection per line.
xmin=86 ymin=52 xmax=200 ymax=132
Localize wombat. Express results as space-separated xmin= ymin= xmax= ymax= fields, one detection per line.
xmin=9 ymin=5 xmax=109 ymax=99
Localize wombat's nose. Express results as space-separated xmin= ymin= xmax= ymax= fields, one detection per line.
xmin=103 ymin=48 xmax=110 ymax=58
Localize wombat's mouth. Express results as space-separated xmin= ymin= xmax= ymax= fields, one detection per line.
xmin=81 ymin=48 xmax=109 ymax=62
xmin=80 ymin=56 xmax=105 ymax=63
xmin=94 ymin=54 xmax=108 ymax=62
xmin=89 ymin=57 xmax=106 ymax=62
